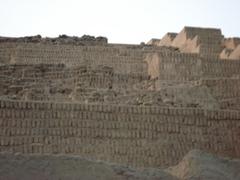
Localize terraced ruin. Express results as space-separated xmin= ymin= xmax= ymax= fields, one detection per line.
xmin=0 ymin=27 xmax=240 ymax=174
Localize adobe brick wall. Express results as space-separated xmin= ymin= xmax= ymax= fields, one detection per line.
xmin=0 ymin=42 xmax=148 ymax=76
xmin=0 ymin=100 xmax=239 ymax=168
xmin=147 ymin=52 xmax=240 ymax=83
xmin=171 ymin=27 xmax=223 ymax=58
xmin=0 ymin=30 xmax=240 ymax=169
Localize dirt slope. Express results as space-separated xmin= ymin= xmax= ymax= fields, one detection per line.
xmin=0 ymin=150 xmax=239 ymax=180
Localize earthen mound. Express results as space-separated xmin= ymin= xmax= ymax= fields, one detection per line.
xmin=167 ymin=150 xmax=240 ymax=180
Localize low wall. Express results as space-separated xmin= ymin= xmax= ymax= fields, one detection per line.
xmin=0 ymin=100 xmax=239 ymax=168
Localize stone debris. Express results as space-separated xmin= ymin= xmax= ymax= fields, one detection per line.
xmin=0 ymin=34 xmax=108 ymax=45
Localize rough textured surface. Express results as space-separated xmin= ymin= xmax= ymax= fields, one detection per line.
xmin=0 ymin=150 xmax=239 ymax=180
xmin=0 ymin=26 xmax=240 ymax=170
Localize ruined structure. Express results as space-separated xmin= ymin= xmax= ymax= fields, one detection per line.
xmin=0 ymin=27 xmax=240 ymax=169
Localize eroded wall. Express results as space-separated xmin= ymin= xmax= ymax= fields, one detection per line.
xmin=0 ymin=42 xmax=148 ymax=76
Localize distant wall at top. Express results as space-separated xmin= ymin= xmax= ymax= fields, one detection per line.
xmin=0 ymin=42 xmax=148 ymax=76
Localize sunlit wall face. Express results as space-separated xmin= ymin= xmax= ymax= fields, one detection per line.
xmin=0 ymin=0 xmax=239 ymax=44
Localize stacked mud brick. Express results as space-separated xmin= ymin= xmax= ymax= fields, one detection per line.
xmin=0 ymin=28 xmax=240 ymax=168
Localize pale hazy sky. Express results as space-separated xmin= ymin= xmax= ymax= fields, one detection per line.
xmin=0 ymin=0 xmax=239 ymax=44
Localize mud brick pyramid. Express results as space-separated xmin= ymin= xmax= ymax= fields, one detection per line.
xmin=0 ymin=27 xmax=240 ymax=168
